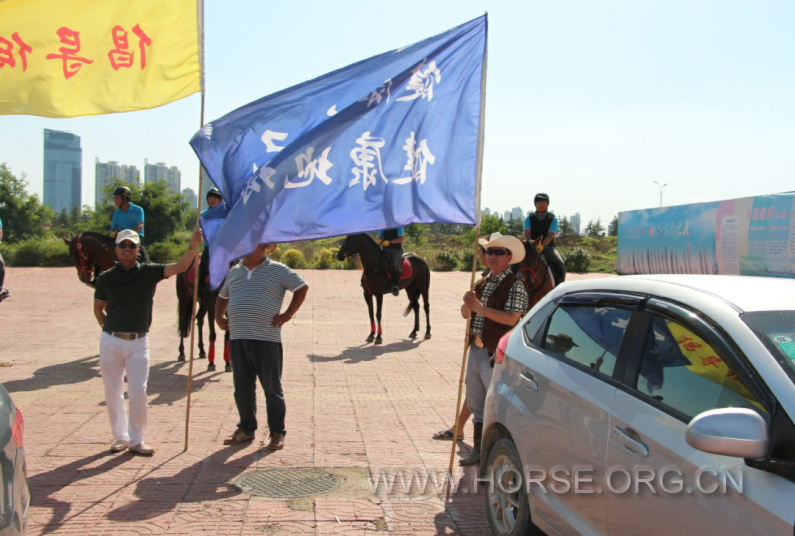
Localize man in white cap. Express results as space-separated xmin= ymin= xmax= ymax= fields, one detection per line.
xmin=93 ymin=227 xmax=203 ymax=455
xmin=459 ymin=232 xmax=529 ymax=465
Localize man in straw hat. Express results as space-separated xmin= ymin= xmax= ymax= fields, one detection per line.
xmin=94 ymin=228 xmax=204 ymax=456
xmin=215 ymin=242 xmax=309 ymax=451
xmin=459 ymin=232 xmax=529 ymax=465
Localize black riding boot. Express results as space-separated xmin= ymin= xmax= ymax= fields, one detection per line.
xmin=460 ymin=422 xmax=483 ymax=466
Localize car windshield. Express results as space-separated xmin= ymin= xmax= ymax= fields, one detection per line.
xmin=741 ymin=311 xmax=795 ymax=386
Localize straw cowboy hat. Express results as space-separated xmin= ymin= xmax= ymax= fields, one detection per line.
xmin=478 ymin=232 xmax=525 ymax=265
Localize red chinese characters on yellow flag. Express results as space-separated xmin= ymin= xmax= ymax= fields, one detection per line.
xmin=0 ymin=0 xmax=202 ymax=118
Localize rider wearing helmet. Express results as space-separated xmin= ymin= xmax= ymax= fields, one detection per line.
xmin=199 ymin=188 xmax=224 ymax=298
xmin=523 ymin=193 xmax=566 ymax=284
xmin=377 ymin=227 xmax=404 ymax=296
xmin=110 ymin=186 xmax=148 ymax=262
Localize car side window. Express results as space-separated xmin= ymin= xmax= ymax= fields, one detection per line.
xmin=523 ymin=301 xmax=555 ymax=344
xmin=541 ymin=305 xmax=632 ymax=377
xmin=637 ymin=316 xmax=767 ymax=419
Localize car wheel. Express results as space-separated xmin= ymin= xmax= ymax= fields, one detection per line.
xmin=484 ymin=437 xmax=535 ymax=536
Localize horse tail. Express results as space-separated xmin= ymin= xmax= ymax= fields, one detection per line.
xmin=403 ymin=286 xmax=420 ymax=317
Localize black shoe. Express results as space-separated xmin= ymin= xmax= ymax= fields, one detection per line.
xmin=207 ymin=363 xmax=216 ymax=372
xmin=225 ymin=363 xmax=233 ymax=373
xmin=392 ymin=286 xmax=400 ymax=297
xmin=0 ymin=288 xmax=9 ymax=302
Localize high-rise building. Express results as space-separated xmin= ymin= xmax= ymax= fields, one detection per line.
xmin=143 ymin=159 xmax=181 ymax=194
xmin=182 ymin=187 xmax=197 ymax=208
xmin=43 ymin=129 xmax=82 ymax=213
xmin=482 ymin=207 xmax=491 ymax=216
xmin=570 ymin=213 xmax=581 ymax=235
xmin=96 ymin=159 xmax=141 ymax=205
xmin=121 ymin=165 xmax=140 ymax=185
xmin=511 ymin=206 xmax=523 ymax=221
xmin=503 ymin=210 xmax=511 ymax=221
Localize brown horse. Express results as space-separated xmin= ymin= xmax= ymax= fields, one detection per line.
xmin=518 ymin=237 xmax=564 ymax=308
xmin=176 ymin=262 xmax=230 ymax=370
xmin=63 ymin=232 xmax=119 ymax=287
xmin=337 ymin=234 xmax=431 ymax=344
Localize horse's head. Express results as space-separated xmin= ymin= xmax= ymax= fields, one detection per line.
xmin=337 ymin=235 xmax=357 ymax=260
xmin=65 ymin=233 xmax=117 ymax=287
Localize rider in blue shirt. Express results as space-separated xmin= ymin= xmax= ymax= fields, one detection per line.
xmin=523 ymin=193 xmax=566 ymax=284
xmin=199 ymin=188 xmax=223 ymax=297
xmin=378 ymin=227 xmax=404 ymax=296
xmin=110 ymin=186 xmax=148 ymax=262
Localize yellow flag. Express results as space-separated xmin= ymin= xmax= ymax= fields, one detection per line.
xmin=0 ymin=0 xmax=202 ymax=118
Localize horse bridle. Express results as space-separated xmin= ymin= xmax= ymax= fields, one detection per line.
xmin=75 ymin=235 xmax=112 ymax=282
xmin=519 ymin=253 xmax=550 ymax=297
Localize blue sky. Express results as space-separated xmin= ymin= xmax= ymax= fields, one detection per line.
xmin=1 ymin=0 xmax=793 ymax=229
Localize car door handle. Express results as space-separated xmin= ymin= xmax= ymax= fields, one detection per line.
xmin=614 ymin=427 xmax=649 ymax=457
xmin=520 ymin=372 xmax=538 ymax=391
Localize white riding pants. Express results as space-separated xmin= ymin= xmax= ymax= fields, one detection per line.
xmin=98 ymin=331 xmax=150 ymax=446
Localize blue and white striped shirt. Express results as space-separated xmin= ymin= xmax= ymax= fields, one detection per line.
xmin=219 ymin=258 xmax=307 ymax=342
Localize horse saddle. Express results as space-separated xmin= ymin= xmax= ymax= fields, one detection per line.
xmin=187 ymin=262 xmax=209 ymax=285
xmin=382 ymin=255 xmax=413 ymax=280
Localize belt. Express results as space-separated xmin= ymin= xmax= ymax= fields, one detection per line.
xmin=108 ymin=331 xmax=147 ymax=341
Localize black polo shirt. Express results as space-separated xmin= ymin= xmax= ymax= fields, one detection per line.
xmin=94 ymin=262 xmax=167 ymax=334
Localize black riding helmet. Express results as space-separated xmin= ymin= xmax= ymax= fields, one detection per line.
xmin=206 ymin=188 xmax=223 ymax=201
xmin=113 ymin=186 xmax=132 ymax=200
xmin=534 ymin=193 xmax=550 ymax=203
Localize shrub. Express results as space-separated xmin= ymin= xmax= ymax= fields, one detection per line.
xmin=315 ymin=248 xmax=336 ymax=270
xmin=434 ymin=249 xmax=458 ymax=271
xmin=562 ymin=246 xmax=592 ymax=272
xmin=459 ymin=250 xmax=481 ymax=271
xmin=10 ymin=238 xmax=71 ymax=266
xmin=268 ymin=246 xmax=281 ymax=261
xmin=147 ymin=241 xmax=185 ymax=263
xmin=281 ymin=249 xmax=306 ymax=269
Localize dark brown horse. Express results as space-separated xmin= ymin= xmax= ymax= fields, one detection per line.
xmin=63 ymin=232 xmax=119 ymax=287
xmin=337 ymin=234 xmax=431 ymax=344
xmin=518 ymin=237 xmax=565 ymax=308
xmin=176 ymin=262 xmax=230 ymax=371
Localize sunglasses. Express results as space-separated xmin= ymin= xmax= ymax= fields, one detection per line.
xmin=117 ymin=242 xmax=139 ymax=249
xmin=485 ymin=248 xmax=509 ymax=256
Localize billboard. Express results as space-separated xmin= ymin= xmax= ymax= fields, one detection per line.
xmin=617 ymin=193 xmax=795 ymax=278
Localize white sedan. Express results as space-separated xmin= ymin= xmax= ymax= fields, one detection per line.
xmin=481 ymin=274 xmax=795 ymax=536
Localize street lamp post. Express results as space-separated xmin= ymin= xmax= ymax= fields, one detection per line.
xmin=654 ymin=181 xmax=667 ymax=207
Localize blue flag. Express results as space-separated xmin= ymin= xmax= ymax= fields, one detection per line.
xmin=191 ymin=15 xmax=487 ymax=288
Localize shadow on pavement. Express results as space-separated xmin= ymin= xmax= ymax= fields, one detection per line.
xmin=308 ymin=339 xmax=428 ymax=364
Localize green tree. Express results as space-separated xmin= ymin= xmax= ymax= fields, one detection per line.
xmin=608 ymin=215 xmax=619 ymax=237
xmin=404 ymin=223 xmax=429 ymax=245
xmin=482 ymin=213 xmax=508 ymax=236
xmin=0 ymin=163 xmax=54 ymax=243
xmin=506 ymin=216 xmax=524 ymax=237
xmin=585 ymin=218 xmax=605 ymax=238
xmin=136 ymin=180 xmax=190 ymax=244
xmin=558 ymin=215 xmax=573 ymax=236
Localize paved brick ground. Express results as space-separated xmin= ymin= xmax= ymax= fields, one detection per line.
xmin=0 ymin=266 xmax=615 ymax=535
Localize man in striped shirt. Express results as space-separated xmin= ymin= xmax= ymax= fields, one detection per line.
xmin=215 ymin=243 xmax=309 ymax=450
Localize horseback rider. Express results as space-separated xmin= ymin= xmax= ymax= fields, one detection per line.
xmin=110 ymin=186 xmax=149 ymax=262
xmin=523 ymin=193 xmax=566 ymax=284
xmin=199 ymin=188 xmax=223 ymax=298
xmin=377 ymin=227 xmax=404 ymax=296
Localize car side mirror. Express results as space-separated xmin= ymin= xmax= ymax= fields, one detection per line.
xmin=685 ymin=408 xmax=768 ymax=459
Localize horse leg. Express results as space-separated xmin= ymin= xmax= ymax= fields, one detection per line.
xmin=422 ymin=276 xmax=431 ymax=340
xmin=407 ymin=283 xmax=420 ymax=339
xmin=374 ymin=293 xmax=384 ymax=345
xmin=197 ymin=305 xmax=207 ymax=359
xmin=224 ymin=331 xmax=232 ymax=372
xmin=178 ymin=336 xmax=186 ymax=362
xmin=364 ymin=290 xmax=376 ymax=342
xmin=206 ymin=299 xmax=217 ymax=370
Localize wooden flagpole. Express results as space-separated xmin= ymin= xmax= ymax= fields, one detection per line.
xmin=449 ymin=13 xmax=488 ymax=474
xmin=184 ymin=0 xmax=206 ymax=452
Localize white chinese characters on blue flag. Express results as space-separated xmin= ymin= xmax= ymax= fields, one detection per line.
xmin=191 ymin=16 xmax=487 ymax=288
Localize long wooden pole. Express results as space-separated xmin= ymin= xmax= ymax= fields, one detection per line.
xmin=184 ymin=0 xmax=206 ymax=452
xmin=448 ymin=13 xmax=488 ymax=474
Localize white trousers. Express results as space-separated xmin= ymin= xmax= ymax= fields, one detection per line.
xmin=98 ymin=331 xmax=150 ymax=446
